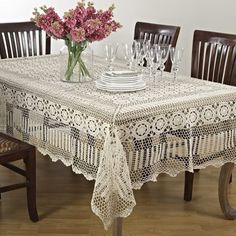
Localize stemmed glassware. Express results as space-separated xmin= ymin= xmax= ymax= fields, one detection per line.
xmin=146 ymin=45 xmax=159 ymax=81
xmin=170 ymin=47 xmax=184 ymax=80
xmin=133 ymin=40 xmax=142 ymax=70
xmin=146 ymin=46 xmax=156 ymax=76
xmin=158 ymin=45 xmax=171 ymax=79
xmin=131 ymin=39 xmax=151 ymax=72
xmin=116 ymin=42 xmax=184 ymax=85
xmin=153 ymin=45 xmax=162 ymax=83
xmin=123 ymin=43 xmax=135 ymax=69
xmin=105 ymin=44 xmax=118 ymax=71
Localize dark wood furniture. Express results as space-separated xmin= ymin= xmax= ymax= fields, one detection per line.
xmin=185 ymin=30 xmax=236 ymax=201
xmin=0 ymin=21 xmax=51 ymax=59
xmin=0 ymin=133 xmax=38 ymax=221
xmin=134 ymin=21 xmax=180 ymax=72
xmin=218 ymin=163 xmax=236 ymax=220
xmin=0 ymin=21 xmax=49 ymax=221
xmin=191 ymin=30 xmax=236 ymax=85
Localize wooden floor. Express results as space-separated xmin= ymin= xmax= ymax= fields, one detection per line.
xmin=0 ymin=153 xmax=236 ymax=236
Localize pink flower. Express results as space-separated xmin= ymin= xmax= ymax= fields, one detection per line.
xmin=85 ymin=6 xmax=96 ymax=19
xmin=73 ymin=5 xmax=87 ymax=25
xmin=70 ymin=27 xmax=86 ymax=42
xmin=84 ymin=19 xmax=101 ymax=36
xmin=32 ymin=7 xmax=66 ymax=38
xmin=50 ymin=21 xmax=65 ymax=38
xmin=64 ymin=9 xmax=77 ymax=29
xmin=96 ymin=9 xmax=113 ymax=23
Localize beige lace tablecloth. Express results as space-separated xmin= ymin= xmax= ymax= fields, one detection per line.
xmin=0 ymin=54 xmax=236 ymax=229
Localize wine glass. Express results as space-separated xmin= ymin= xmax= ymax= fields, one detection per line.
xmin=133 ymin=39 xmax=151 ymax=71
xmin=139 ymin=48 xmax=147 ymax=73
xmin=141 ymin=39 xmax=151 ymax=68
xmin=133 ymin=40 xmax=142 ymax=70
xmin=123 ymin=43 xmax=135 ymax=70
xmin=157 ymin=45 xmax=171 ymax=79
xmin=146 ymin=46 xmax=156 ymax=79
xmin=153 ymin=45 xmax=162 ymax=83
xmin=105 ymin=44 xmax=118 ymax=71
xmin=170 ymin=47 xmax=184 ymax=80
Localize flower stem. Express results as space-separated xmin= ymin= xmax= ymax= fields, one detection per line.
xmin=64 ymin=41 xmax=90 ymax=81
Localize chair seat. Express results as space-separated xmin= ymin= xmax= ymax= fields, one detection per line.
xmin=0 ymin=136 xmax=19 ymax=153
xmin=0 ymin=133 xmax=38 ymax=221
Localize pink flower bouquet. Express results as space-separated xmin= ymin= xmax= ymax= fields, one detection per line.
xmin=31 ymin=0 xmax=121 ymax=81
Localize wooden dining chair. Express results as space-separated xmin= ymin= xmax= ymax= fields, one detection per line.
xmin=184 ymin=29 xmax=236 ymax=201
xmin=0 ymin=21 xmax=50 ymax=221
xmin=134 ymin=21 xmax=180 ymax=72
xmin=0 ymin=21 xmax=51 ymax=59
xmin=0 ymin=133 xmax=38 ymax=221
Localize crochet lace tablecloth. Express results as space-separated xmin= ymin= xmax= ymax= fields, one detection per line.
xmin=0 ymin=54 xmax=236 ymax=229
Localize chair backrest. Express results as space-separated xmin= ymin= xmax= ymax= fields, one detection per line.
xmin=134 ymin=21 xmax=180 ymax=72
xmin=191 ymin=30 xmax=236 ymax=86
xmin=0 ymin=21 xmax=51 ymax=59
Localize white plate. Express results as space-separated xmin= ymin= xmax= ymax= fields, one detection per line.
xmin=101 ymin=72 xmax=142 ymax=80
xmin=97 ymin=80 xmax=146 ymax=88
xmin=96 ymin=85 xmax=146 ymax=92
xmin=104 ymin=70 xmax=140 ymax=77
xmin=96 ymin=79 xmax=146 ymax=88
xmin=102 ymin=76 xmax=142 ymax=82
xmin=95 ymin=80 xmax=147 ymax=92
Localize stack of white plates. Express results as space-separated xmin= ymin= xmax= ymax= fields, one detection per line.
xmin=95 ymin=71 xmax=146 ymax=92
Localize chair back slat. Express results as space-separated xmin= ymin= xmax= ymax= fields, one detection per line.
xmin=214 ymin=44 xmax=225 ymax=83
xmin=224 ymin=46 xmax=236 ymax=85
xmin=218 ymin=45 xmax=228 ymax=83
xmin=134 ymin=22 xmax=180 ymax=72
xmin=208 ymin=43 xmax=217 ymax=81
xmin=202 ymin=42 xmax=211 ymax=80
xmin=32 ymin=31 xmax=37 ymax=56
xmin=191 ymin=30 xmax=236 ymax=86
xmin=229 ymin=47 xmax=236 ymax=86
xmin=198 ymin=41 xmax=205 ymax=79
xmin=26 ymin=31 xmax=33 ymax=56
xmin=38 ymin=30 xmax=43 ymax=55
xmin=9 ymin=32 xmax=17 ymax=57
xmin=0 ymin=33 xmax=6 ymax=58
xmin=4 ymin=32 xmax=12 ymax=58
xmin=20 ymin=31 xmax=27 ymax=57
xmin=14 ymin=32 xmax=22 ymax=57
xmin=0 ymin=21 xmax=51 ymax=59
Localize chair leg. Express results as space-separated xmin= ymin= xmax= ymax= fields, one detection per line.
xmin=184 ymin=171 xmax=194 ymax=201
xmin=229 ymin=174 xmax=232 ymax=184
xmin=24 ymin=148 xmax=39 ymax=222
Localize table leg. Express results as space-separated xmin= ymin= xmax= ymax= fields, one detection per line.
xmin=218 ymin=162 xmax=236 ymax=219
xmin=113 ymin=218 xmax=123 ymax=236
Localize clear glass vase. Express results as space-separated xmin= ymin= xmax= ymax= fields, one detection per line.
xmin=60 ymin=40 xmax=93 ymax=83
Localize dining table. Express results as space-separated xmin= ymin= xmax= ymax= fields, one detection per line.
xmin=0 ymin=54 xmax=236 ymax=236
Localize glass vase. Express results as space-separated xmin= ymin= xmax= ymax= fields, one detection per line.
xmin=60 ymin=40 xmax=93 ymax=83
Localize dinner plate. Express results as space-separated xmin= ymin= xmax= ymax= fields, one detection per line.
xmin=96 ymin=84 xmax=147 ymax=92
xmin=101 ymin=76 xmax=142 ymax=82
xmin=95 ymin=79 xmax=146 ymax=92
xmin=101 ymin=76 xmax=143 ymax=84
xmin=104 ymin=70 xmax=140 ymax=77
xmin=101 ymin=71 xmax=142 ymax=80
xmin=96 ymin=79 xmax=146 ymax=88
